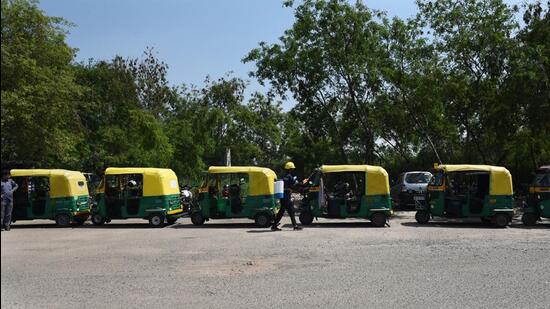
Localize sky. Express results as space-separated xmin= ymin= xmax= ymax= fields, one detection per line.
xmin=38 ymin=0 xmax=520 ymax=109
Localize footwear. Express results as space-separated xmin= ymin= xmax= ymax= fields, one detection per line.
xmin=271 ymin=226 xmax=282 ymax=231
xmin=5 ymin=226 xmax=10 ymax=231
xmin=293 ymin=226 xmax=303 ymax=230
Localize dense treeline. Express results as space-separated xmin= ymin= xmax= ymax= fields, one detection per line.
xmin=1 ymin=0 xmax=549 ymax=188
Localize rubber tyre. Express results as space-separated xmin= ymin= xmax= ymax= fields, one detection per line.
xmin=299 ymin=212 xmax=314 ymax=225
xmin=55 ymin=214 xmax=71 ymax=227
xmin=415 ymin=211 xmax=430 ymax=224
xmin=149 ymin=214 xmax=165 ymax=228
xmin=191 ymin=212 xmax=205 ymax=226
xmin=166 ymin=217 xmax=178 ymax=225
xmin=91 ymin=214 xmax=105 ymax=226
xmin=521 ymin=212 xmax=538 ymax=226
xmin=493 ymin=213 xmax=510 ymax=228
xmin=254 ymin=213 xmax=272 ymax=228
xmin=371 ymin=212 xmax=387 ymax=227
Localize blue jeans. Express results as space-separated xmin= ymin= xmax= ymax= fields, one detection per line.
xmin=1 ymin=198 xmax=14 ymax=228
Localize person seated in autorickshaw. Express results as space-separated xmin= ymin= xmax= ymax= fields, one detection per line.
xmin=334 ymin=181 xmax=350 ymax=199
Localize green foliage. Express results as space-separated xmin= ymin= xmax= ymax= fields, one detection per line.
xmin=1 ymin=0 xmax=549 ymax=188
xmin=1 ymin=0 xmax=83 ymax=167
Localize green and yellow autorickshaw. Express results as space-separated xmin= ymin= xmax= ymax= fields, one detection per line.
xmin=10 ymin=169 xmax=90 ymax=227
xmin=190 ymin=166 xmax=280 ymax=227
xmin=415 ymin=164 xmax=514 ymax=227
xmin=91 ymin=168 xmax=183 ymax=227
xmin=521 ymin=165 xmax=550 ymax=226
xmin=298 ymin=165 xmax=392 ymax=227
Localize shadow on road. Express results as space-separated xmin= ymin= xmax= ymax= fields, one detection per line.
xmin=290 ymin=222 xmax=378 ymax=228
xmin=170 ymin=222 xmax=261 ymax=229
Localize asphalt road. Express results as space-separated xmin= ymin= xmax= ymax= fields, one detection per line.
xmin=1 ymin=212 xmax=549 ymax=309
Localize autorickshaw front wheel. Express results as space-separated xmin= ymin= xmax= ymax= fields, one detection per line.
xmin=299 ymin=212 xmax=314 ymax=225
xmin=91 ymin=214 xmax=105 ymax=226
xmin=191 ymin=212 xmax=205 ymax=226
xmin=415 ymin=210 xmax=430 ymax=224
xmin=521 ymin=212 xmax=538 ymax=226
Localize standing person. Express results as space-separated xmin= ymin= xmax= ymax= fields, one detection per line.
xmin=271 ymin=162 xmax=302 ymax=231
xmin=1 ymin=170 xmax=19 ymax=231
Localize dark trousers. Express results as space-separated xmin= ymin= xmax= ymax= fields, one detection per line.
xmin=1 ymin=199 xmax=14 ymax=228
xmin=272 ymin=197 xmax=297 ymax=228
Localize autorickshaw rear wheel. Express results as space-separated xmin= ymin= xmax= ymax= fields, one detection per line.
xmin=415 ymin=211 xmax=430 ymax=224
xmin=254 ymin=213 xmax=272 ymax=228
xmin=149 ymin=214 xmax=165 ymax=228
xmin=55 ymin=214 xmax=71 ymax=227
xmin=91 ymin=214 xmax=105 ymax=226
xmin=371 ymin=212 xmax=387 ymax=227
xmin=191 ymin=212 xmax=205 ymax=226
xmin=493 ymin=213 xmax=510 ymax=228
xmin=299 ymin=212 xmax=314 ymax=225
xmin=521 ymin=212 xmax=538 ymax=226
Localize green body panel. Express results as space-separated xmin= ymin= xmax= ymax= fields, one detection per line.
xmin=300 ymin=191 xmax=392 ymax=218
xmin=524 ymin=194 xmax=550 ymax=218
xmin=423 ymin=190 xmax=514 ymax=218
xmin=13 ymin=195 xmax=90 ymax=221
xmin=196 ymin=193 xmax=279 ymax=219
xmin=93 ymin=193 xmax=181 ymax=219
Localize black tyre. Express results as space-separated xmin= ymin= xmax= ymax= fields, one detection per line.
xmin=55 ymin=214 xmax=71 ymax=227
xmin=493 ymin=213 xmax=510 ymax=228
xmin=254 ymin=213 xmax=272 ymax=228
xmin=149 ymin=214 xmax=165 ymax=228
xmin=521 ymin=212 xmax=538 ymax=226
xmin=415 ymin=210 xmax=430 ymax=224
xmin=191 ymin=212 xmax=205 ymax=226
xmin=91 ymin=214 xmax=105 ymax=226
xmin=299 ymin=212 xmax=314 ymax=225
xmin=371 ymin=212 xmax=387 ymax=227
xmin=167 ymin=217 xmax=178 ymax=225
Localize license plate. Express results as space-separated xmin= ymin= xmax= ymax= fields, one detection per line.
xmin=414 ymin=195 xmax=425 ymax=201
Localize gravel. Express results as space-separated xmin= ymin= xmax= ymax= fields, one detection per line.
xmin=1 ymin=212 xmax=549 ymax=309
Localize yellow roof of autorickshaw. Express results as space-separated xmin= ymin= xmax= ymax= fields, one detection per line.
xmin=208 ymin=166 xmax=276 ymax=196
xmin=434 ymin=164 xmax=513 ymax=195
xmin=104 ymin=167 xmax=179 ymax=196
xmin=10 ymin=169 xmax=89 ymax=198
xmin=320 ymin=165 xmax=390 ymax=196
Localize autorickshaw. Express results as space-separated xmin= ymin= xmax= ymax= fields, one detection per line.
xmin=415 ymin=164 xmax=514 ymax=227
xmin=521 ymin=165 xmax=550 ymax=226
xmin=91 ymin=167 xmax=183 ymax=227
xmin=190 ymin=166 xmax=280 ymax=227
xmin=298 ymin=165 xmax=392 ymax=227
xmin=10 ymin=169 xmax=90 ymax=227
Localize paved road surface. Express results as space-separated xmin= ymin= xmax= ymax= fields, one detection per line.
xmin=1 ymin=212 xmax=549 ymax=309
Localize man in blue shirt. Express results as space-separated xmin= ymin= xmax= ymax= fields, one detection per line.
xmin=1 ymin=170 xmax=19 ymax=231
xmin=271 ymin=162 xmax=302 ymax=231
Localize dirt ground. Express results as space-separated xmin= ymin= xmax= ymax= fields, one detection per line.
xmin=1 ymin=212 xmax=549 ymax=309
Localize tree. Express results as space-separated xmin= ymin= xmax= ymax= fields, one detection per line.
xmin=1 ymin=0 xmax=83 ymax=167
xmin=244 ymin=0 xmax=395 ymax=164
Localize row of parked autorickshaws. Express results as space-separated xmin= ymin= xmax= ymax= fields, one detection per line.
xmin=7 ymin=164 xmax=549 ymax=228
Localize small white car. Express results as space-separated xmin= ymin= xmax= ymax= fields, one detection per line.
xmin=391 ymin=171 xmax=432 ymax=209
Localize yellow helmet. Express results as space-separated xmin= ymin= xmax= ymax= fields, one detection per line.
xmin=284 ymin=161 xmax=296 ymax=170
